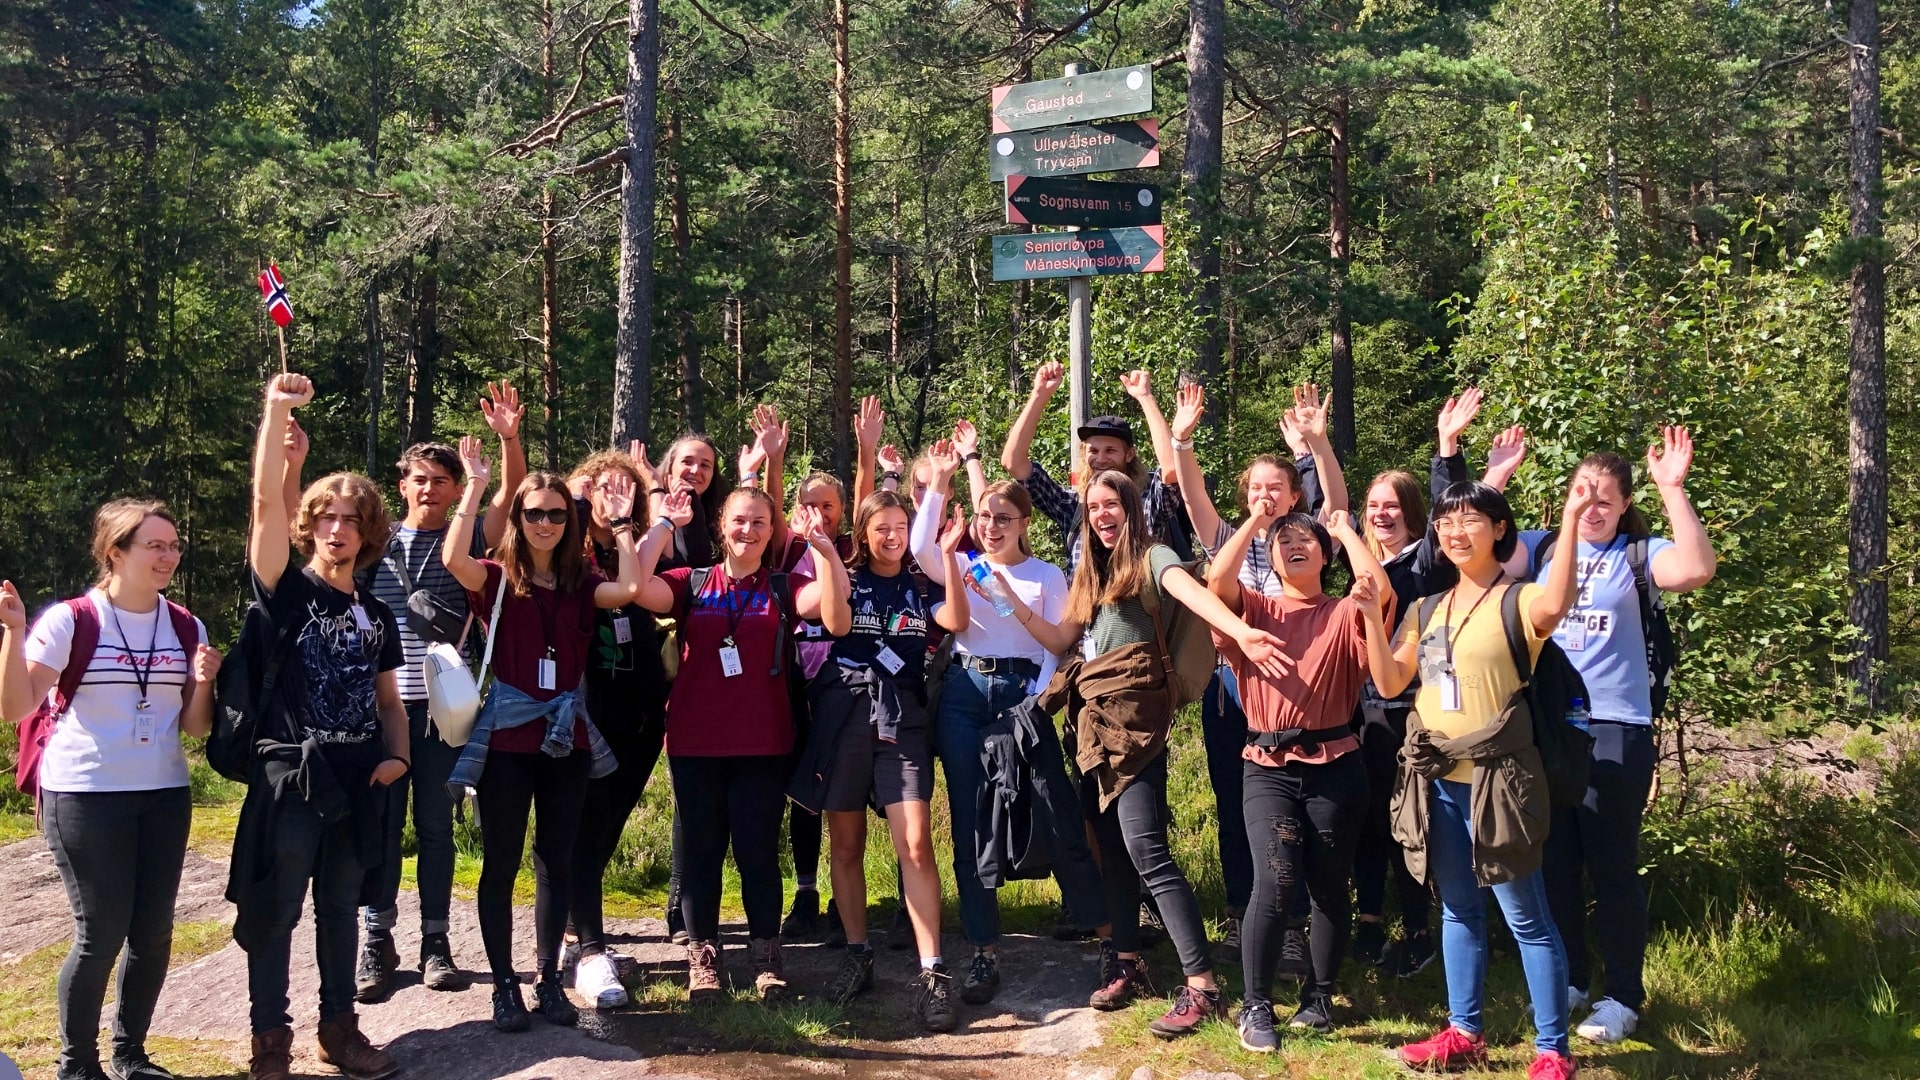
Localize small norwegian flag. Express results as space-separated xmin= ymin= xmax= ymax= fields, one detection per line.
xmin=258 ymin=264 xmax=293 ymax=328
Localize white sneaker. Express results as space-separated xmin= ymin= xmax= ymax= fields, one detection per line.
xmin=1567 ymin=985 xmax=1590 ymax=1013
xmin=574 ymin=951 xmax=630 ymax=1010
xmin=1575 ymin=997 xmax=1639 ymax=1044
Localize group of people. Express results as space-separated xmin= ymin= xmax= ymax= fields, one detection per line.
xmin=0 ymin=361 xmax=1716 ymax=1080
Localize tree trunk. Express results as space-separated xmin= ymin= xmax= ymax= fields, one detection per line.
xmin=541 ymin=0 xmax=561 ymax=469
xmin=831 ymin=0 xmax=855 ymax=482
xmin=1008 ymin=0 xmax=1034 ymax=391
xmin=1846 ymin=0 xmax=1887 ymax=708
xmin=1184 ymin=0 xmax=1225 ymax=391
xmin=362 ymin=280 xmax=384 ymax=478
xmin=667 ymin=111 xmax=702 ymax=432
xmin=612 ymin=0 xmax=660 ymax=447
xmin=407 ymin=250 xmax=440 ymax=448
xmin=889 ymin=192 xmax=903 ymax=373
xmin=1327 ymin=90 xmax=1356 ymax=459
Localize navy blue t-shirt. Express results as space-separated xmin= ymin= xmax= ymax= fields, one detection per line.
xmin=831 ymin=566 xmax=942 ymax=684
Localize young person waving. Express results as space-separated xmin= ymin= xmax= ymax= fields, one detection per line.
xmin=1361 ymin=478 xmax=1597 ymax=1080
xmin=442 ymin=436 xmax=643 ymax=1033
xmin=634 ymin=487 xmax=849 ymax=1004
xmin=234 ymin=374 xmax=409 ymax=1080
xmin=1 ymin=502 xmax=219 ymax=1080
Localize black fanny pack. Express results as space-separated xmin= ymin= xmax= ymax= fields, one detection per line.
xmin=1245 ymin=727 xmax=1334 ymax=755
xmin=388 ymin=548 xmax=469 ymax=646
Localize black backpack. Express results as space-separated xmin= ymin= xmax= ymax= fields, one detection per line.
xmin=1416 ymin=586 xmax=1594 ymax=811
xmin=1536 ymin=533 xmax=1676 ymax=719
xmin=206 ymin=601 xmax=299 ymax=783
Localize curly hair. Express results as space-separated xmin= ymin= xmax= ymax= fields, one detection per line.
xmin=293 ymin=473 xmax=391 ymax=572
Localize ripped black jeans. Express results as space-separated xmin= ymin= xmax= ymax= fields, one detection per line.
xmin=1240 ymin=751 xmax=1369 ymax=1003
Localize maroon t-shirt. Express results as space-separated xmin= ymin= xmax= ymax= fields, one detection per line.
xmin=470 ymin=558 xmax=604 ymax=753
xmin=663 ymin=559 xmax=812 ymax=758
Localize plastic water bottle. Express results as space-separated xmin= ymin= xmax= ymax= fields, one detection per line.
xmin=969 ymin=556 xmax=1017 ymax=618
xmin=1566 ymin=696 xmax=1591 ymax=733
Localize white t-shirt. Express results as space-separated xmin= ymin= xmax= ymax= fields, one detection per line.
xmin=911 ymin=490 xmax=1069 ymax=692
xmin=24 ymin=590 xmax=204 ymax=793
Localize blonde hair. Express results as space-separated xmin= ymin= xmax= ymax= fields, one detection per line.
xmin=293 ymin=474 xmax=391 ymax=572
xmin=978 ymin=480 xmax=1034 ymax=556
xmin=1363 ymin=470 xmax=1429 ymax=561
xmin=91 ymin=498 xmax=176 ymax=589
xmin=1064 ymin=471 xmax=1154 ymax=625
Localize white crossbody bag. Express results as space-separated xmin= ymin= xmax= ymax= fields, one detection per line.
xmin=426 ymin=572 xmax=507 ymax=747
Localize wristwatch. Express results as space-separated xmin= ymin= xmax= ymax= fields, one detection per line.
xmin=607 ymin=516 xmax=634 ymax=530
xmin=962 ymin=451 xmax=982 ymax=464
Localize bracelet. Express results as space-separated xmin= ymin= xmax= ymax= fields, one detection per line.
xmin=650 ymin=487 xmax=670 ymax=496
xmin=883 ymin=471 xmax=903 ymax=483
xmin=607 ymin=516 xmax=633 ymax=529
xmin=1171 ymin=438 xmax=1195 ymax=452
xmin=740 ymin=471 xmax=759 ymax=483
xmin=962 ymin=452 xmax=982 ymax=464
xmin=502 ymin=434 xmax=520 ymax=443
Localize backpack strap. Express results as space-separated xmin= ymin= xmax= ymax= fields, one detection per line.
xmin=50 ymin=597 xmax=100 ymax=714
xmin=1532 ymin=528 xmax=1559 ymax=578
xmin=1626 ymin=537 xmax=1660 ymax=613
xmin=1415 ymin=593 xmax=1446 ymax=636
xmin=1499 ymin=583 xmax=1533 ymax=688
xmin=768 ymin=569 xmax=792 ymax=678
xmin=161 ymin=600 xmax=201 ymax=708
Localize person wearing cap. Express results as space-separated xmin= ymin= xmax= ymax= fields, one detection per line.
xmin=1001 ymin=363 xmax=1189 ymax=582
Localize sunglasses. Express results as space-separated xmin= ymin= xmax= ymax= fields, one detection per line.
xmin=521 ymin=507 xmax=570 ymax=525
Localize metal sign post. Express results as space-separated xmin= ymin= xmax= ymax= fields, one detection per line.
xmin=1064 ymin=63 xmax=1092 ymax=472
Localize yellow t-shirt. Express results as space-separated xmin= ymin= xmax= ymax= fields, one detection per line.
xmin=1395 ymin=582 xmax=1551 ymax=782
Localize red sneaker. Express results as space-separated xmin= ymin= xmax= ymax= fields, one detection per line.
xmin=1528 ymin=1051 xmax=1578 ymax=1080
xmin=1395 ymin=1025 xmax=1489 ymax=1072
xmin=1146 ymin=984 xmax=1225 ymax=1039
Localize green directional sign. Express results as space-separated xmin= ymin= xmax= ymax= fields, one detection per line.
xmin=989 ymin=119 xmax=1159 ymax=181
xmin=991 ymin=226 xmax=1166 ymax=281
xmin=990 ymin=65 xmax=1153 ymax=133
xmin=1005 ymin=175 xmax=1161 ymax=228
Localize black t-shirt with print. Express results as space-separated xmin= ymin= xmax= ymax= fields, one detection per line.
xmin=253 ymin=567 xmax=404 ymax=748
xmin=584 ymin=535 xmax=668 ymax=743
xmin=830 ymin=565 xmax=942 ymax=686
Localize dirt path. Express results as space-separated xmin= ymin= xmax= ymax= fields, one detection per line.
xmin=0 ymin=836 xmax=230 ymax=966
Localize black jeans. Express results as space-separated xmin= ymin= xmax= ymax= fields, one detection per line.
xmin=1086 ymin=751 xmax=1212 ymax=976
xmin=669 ymin=754 xmax=788 ymax=943
xmin=1199 ymin=666 xmax=1254 ymax=915
xmin=1543 ymin=720 xmax=1658 ymax=1011
xmin=1240 ymin=751 xmax=1369 ymax=1002
xmin=42 ymin=787 xmax=191 ymax=1077
xmin=363 ymin=700 xmax=461 ymax=936
xmin=1352 ymin=705 xmax=1431 ymax=932
xmin=242 ymin=792 xmax=367 ymax=1032
xmin=475 ymin=749 xmax=591 ymax=983
xmin=568 ymin=722 xmax=665 ymax=956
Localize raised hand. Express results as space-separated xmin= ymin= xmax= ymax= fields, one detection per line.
xmin=628 ymin=440 xmax=659 ymax=491
xmin=928 ymin=438 xmax=960 ymax=484
xmin=793 ymin=504 xmax=830 ymax=546
xmin=1564 ymin=474 xmax=1599 ymax=523
xmin=458 ymin=434 xmax=492 ymax=488
xmin=739 ymin=404 xmax=773 ymax=478
xmin=1171 ymin=383 xmax=1206 ymax=443
xmin=266 ymin=373 xmax=314 ymax=410
xmin=1349 ymin=572 xmax=1382 ymax=617
xmin=1032 ymin=361 xmax=1065 ymax=400
xmin=192 ymin=643 xmax=223 ymax=685
xmin=855 ymin=395 xmax=884 ymax=450
xmin=1236 ymin=627 xmax=1296 ymax=681
xmin=759 ymin=406 xmax=790 ymax=459
xmin=952 ymin=419 xmax=980 ymax=460
xmin=661 ymin=490 xmax=696 ymax=528
xmin=1120 ymin=369 xmax=1154 ymax=401
xmin=1288 ymin=383 xmax=1331 ymax=443
xmin=1436 ymin=387 xmax=1484 ymax=452
xmin=283 ymin=417 xmax=309 ymax=468
xmin=602 ymin=470 xmax=636 ymax=520
xmin=1485 ymin=425 xmax=1528 ymax=485
xmin=1324 ymin=506 xmax=1359 ymax=541
xmin=1249 ymin=495 xmax=1284 ymax=527
xmin=0 ymin=580 xmax=24 ymax=632
xmin=480 ymin=381 xmax=525 ymax=440
xmin=1278 ymin=411 xmax=1310 ymax=459
xmin=937 ymin=504 xmax=969 ymax=554
xmin=1647 ymin=425 xmax=1694 ymax=490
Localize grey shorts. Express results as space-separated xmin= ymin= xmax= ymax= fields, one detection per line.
xmin=820 ymin=691 xmax=934 ymax=813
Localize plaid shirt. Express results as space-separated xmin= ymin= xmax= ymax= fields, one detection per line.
xmin=1021 ymin=459 xmax=1187 ymax=581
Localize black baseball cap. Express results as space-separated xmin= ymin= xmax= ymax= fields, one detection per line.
xmin=1077 ymin=415 xmax=1135 ymax=445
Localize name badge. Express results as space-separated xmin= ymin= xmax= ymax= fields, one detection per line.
xmin=351 ymin=604 xmax=374 ymax=632
xmin=719 ymin=643 xmax=744 ymax=678
xmin=1561 ymin=618 xmax=1588 ymax=652
xmin=1438 ymin=669 xmax=1463 ymax=713
xmin=134 ymin=712 xmax=156 ymax=745
xmin=537 ymin=657 xmax=558 ymax=691
xmin=612 ymin=616 xmax=633 ymax=644
xmin=875 ymin=645 xmax=906 ymax=675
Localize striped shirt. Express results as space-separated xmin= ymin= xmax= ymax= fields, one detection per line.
xmin=364 ymin=524 xmax=488 ymax=701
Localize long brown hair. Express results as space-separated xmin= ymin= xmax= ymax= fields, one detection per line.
xmin=496 ymin=472 xmax=589 ymax=597
xmin=978 ymin=480 xmax=1034 ymax=556
xmin=849 ymin=490 xmax=912 ymax=572
xmin=91 ymin=498 xmax=175 ymax=589
xmin=1576 ymin=452 xmax=1651 ymax=537
xmin=1364 ymin=469 xmax=1429 ymax=560
xmin=1065 ymin=470 xmax=1154 ymax=625
xmin=293 ymin=473 xmax=391 ymax=572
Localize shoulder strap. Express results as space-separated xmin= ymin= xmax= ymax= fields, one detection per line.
xmin=1626 ymin=537 xmax=1658 ymax=610
xmin=768 ymin=570 xmax=792 ymax=677
xmin=385 ymin=544 xmax=417 ymax=596
xmin=1416 ymin=593 xmax=1445 ymax=635
xmin=688 ymin=566 xmax=712 ymax=605
xmin=51 ymin=597 xmax=100 ymax=711
xmin=474 ymin=569 xmax=509 ymax=689
xmin=1533 ymin=528 xmax=1559 ymax=577
xmin=163 ymin=599 xmax=200 ymax=655
xmin=1499 ymin=583 xmax=1533 ymax=688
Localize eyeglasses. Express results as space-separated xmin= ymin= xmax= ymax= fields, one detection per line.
xmin=975 ymin=513 xmax=1028 ymax=530
xmin=1433 ymin=515 xmax=1493 ymax=535
xmin=521 ymin=507 xmax=570 ymax=525
xmin=134 ymin=540 xmax=186 ymax=555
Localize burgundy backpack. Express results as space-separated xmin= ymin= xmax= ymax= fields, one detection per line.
xmin=14 ymin=596 xmax=200 ymax=801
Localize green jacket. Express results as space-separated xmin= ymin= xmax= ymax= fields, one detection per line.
xmin=1390 ymin=697 xmax=1553 ymax=888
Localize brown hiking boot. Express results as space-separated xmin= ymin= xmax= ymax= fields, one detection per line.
xmin=315 ymin=1012 xmax=398 ymax=1080
xmin=686 ymin=939 xmax=724 ymax=1006
xmin=249 ymin=1026 xmax=293 ymax=1080
xmin=749 ymin=936 xmax=790 ymax=1002
xmin=1089 ymin=941 xmax=1151 ymax=1011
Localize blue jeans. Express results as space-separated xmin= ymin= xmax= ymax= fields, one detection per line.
xmin=363 ymin=700 xmax=461 ymax=936
xmin=935 ymin=663 xmax=1108 ymax=947
xmin=1429 ymin=778 xmax=1569 ymax=1055
xmin=1199 ymin=666 xmax=1253 ymax=914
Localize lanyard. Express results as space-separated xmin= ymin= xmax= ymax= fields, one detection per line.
xmin=712 ymin=566 xmax=765 ymax=644
xmin=531 ymin=581 xmax=560 ymax=659
xmin=1441 ymin=572 xmax=1505 ymax=673
xmin=106 ymin=600 xmax=162 ymax=709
